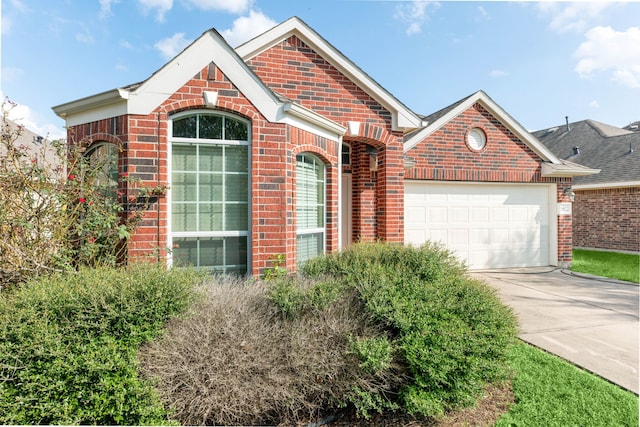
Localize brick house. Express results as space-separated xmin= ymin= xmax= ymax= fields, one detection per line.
xmin=53 ymin=17 xmax=596 ymax=274
xmin=534 ymin=120 xmax=639 ymax=253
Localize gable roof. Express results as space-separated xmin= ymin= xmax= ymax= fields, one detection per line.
xmin=534 ymin=119 xmax=639 ymax=188
xmin=235 ymin=16 xmax=424 ymax=132
xmin=53 ymin=25 xmax=346 ymax=141
xmin=403 ymin=91 xmax=597 ymax=177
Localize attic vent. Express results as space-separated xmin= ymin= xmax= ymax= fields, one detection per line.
xmin=207 ymin=62 xmax=217 ymax=81
xmin=573 ymin=146 xmax=580 ymax=155
xmin=33 ymin=136 xmax=43 ymax=145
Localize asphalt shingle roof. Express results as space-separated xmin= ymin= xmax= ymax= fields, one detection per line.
xmin=533 ymin=119 xmax=640 ymax=186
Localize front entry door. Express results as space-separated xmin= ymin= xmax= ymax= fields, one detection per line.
xmin=341 ymin=173 xmax=352 ymax=248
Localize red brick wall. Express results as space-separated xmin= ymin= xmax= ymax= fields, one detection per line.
xmin=574 ymin=187 xmax=640 ymax=253
xmin=247 ymin=35 xmax=405 ymax=244
xmin=246 ymin=35 xmax=393 ymax=131
xmin=405 ymin=103 xmax=573 ymax=266
xmin=65 ymin=62 xmax=351 ymax=275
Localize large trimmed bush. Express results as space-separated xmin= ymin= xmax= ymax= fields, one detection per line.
xmin=301 ymin=242 xmax=519 ymax=417
xmin=140 ymin=242 xmax=518 ymax=424
xmin=0 ymin=265 xmax=203 ymax=425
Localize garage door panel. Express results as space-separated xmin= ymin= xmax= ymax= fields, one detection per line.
xmin=430 ymin=207 xmax=447 ymax=222
xmin=405 ymin=182 xmax=551 ymax=269
xmin=471 ymin=207 xmax=489 ymax=223
xmin=451 ymin=207 xmax=469 ymax=223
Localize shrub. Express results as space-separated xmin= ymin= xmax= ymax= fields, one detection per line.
xmin=139 ymin=276 xmax=406 ymax=425
xmin=0 ymin=265 xmax=203 ymax=425
xmin=140 ymin=242 xmax=518 ymax=424
xmin=301 ymin=242 xmax=519 ymax=417
xmin=0 ymin=100 xmax=159 ymax=288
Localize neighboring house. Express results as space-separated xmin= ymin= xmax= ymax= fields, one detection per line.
xmin=1 ymin=119 xmax=63 ymax=176
xmin=534 ymin=120 xmax=639 ymax=253
xmin=53 ymin=17 xmax=596 ymax=274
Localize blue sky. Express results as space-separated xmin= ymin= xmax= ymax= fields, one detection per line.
xmin=2 ymin=0 xmax=639 ymax=140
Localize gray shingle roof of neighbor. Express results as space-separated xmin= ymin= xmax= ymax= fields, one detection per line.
xmin=533 ymin=119 xmax=640 ymax=186
xmin=624 ymin=121 xmax=640 ymax=132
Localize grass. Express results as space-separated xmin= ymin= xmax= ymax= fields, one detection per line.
xmin=572 ymin=249 xmax=640 ymax=283
xmin=496 ymin=342 xmax=639 ymax=427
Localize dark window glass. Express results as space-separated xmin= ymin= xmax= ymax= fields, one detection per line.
xmin=225 ymin=117 xmax=248 ymax=140
xmin=173 ymin=116 xmax=197 ymax=138
xmin=200 ymin=115 xmax=223 ymax=139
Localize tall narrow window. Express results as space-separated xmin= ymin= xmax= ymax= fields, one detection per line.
xmin=296 ymin=153 xmax=325 ymax=265
xmin=86 ymin=142 xmax=119 ymax=199
xmin=170 ymin=112 xmax=249 ymax=274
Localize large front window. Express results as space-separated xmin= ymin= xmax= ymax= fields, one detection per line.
xmin=296 ymin=153 xmax=325 ymax=265
xmin=170 ymin=112 xmax=249 ymax=273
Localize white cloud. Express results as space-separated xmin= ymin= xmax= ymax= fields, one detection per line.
xmin=75 ymin=30 xmax=95 ymax=44
xmin=2 ymin=15 xmax=13 ymax=34
xmin=120 ymin=40 xmax=133 ymax=49
xmin=489 ymin=69 xmax=509 ymax=78
xmin=574 ymin=26 xmax=640 ymax=89
xmin=477 ymin=6 xmax=489 ymax=19
xmin=589 ymin=100 xmax=600 ymax=109
xmin=394 ymin=1 xmax=440 ymax=36
xmin=8 ymin=0 xmax=28 ymax=13
xmin=99 ymin=0 xmax=119 ymax=19
xmin=139 ymin=0 xmax=173 ymax=23
xmin=154 ymin=32 xmax=192 ymax=60
xmin=4 ymin=101 xmax=66 ymax=141
xmin=220 ymin=10 xmax=277 ymax=47
xmin=185 ymin=0 xmax=253 ymax=14
xmin=537 ymin=2 xmax=611 ymax=34
xmin=1 ymin=66 xmax=24 ymax=83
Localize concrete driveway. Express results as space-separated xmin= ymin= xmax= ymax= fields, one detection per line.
xmin=473 ymin=267 xmax=639 ymax=394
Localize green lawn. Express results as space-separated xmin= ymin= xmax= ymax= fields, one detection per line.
xmin=495 ymin=249 xmax=639 ymax=426
xmin=571 ymin=249 xmax=640 ymax=283
xmin=496 ymin=343 xmax=639 ymax=427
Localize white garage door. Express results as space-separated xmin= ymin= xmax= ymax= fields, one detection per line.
xmin=405 ymin=181 xmax=551 ymax=269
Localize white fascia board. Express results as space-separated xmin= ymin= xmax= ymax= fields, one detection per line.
xmin=236 ymin=17 xmax=423 ymax=132
xmin=541 ymin=162 xmax=600 ymax=177
xmin=475 ymin=93 xmax=560 ymax=164
xmin=53 ymin=30 xmax=284 ymax=127
xmin=127 ymin=31 xmax=282 ymax=121
xmin=52 ymin=88 xmax=129 ymax=126
xmin=573 ymin=181 xmax=640 ymax=190
xmin=403 ymin=91 xmax=562 ymax=165
xmin=282 ymin=102 xmax=346 ymax=142
xmin=404 ymin=94 xmax=479 ymax=152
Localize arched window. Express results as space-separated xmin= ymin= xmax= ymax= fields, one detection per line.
xmin=296 ymin=153 xmax=325 ymax=265
xmin=85 ymin=142 xmax=118 ymax=199
xmin=170 ymin=111 xmax=250 ymax=274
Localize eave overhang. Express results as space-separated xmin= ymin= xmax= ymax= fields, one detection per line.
xmin=236 ymin=16 xmax=423 ymax=133
xmin=404 ymin=90 xmax=562 ymax=165
xmin=52 ymin=26 xmax=346 ymax=142
xmin=572 ymin=180 xmax=639 ymax=190
xmin=541 ymin=160 xmax=600 ymax=178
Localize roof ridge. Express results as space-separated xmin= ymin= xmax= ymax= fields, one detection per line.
xmin=586 ymin=119 xmax=633 ymax=138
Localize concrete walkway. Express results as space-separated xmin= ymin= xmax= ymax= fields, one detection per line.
xmin=472 ymin=267 xmax=639 ymax=394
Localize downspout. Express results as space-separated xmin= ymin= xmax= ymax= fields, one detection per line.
xmin=337 ymin=136 xmax=343 ymax=250
xmin=157 ymin=112 xmax=161 ymax=263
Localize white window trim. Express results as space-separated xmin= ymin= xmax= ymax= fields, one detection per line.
xmin=296 ymin=153 xmax=326 ymax=263
xmin=167 ymin=109 xmax=251 ymax=272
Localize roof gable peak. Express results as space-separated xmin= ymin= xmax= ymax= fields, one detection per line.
xmin=236 ymin=16 xmax=423 ymax=132
xmin=404 ymin=90 xmax=567 ymax=168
